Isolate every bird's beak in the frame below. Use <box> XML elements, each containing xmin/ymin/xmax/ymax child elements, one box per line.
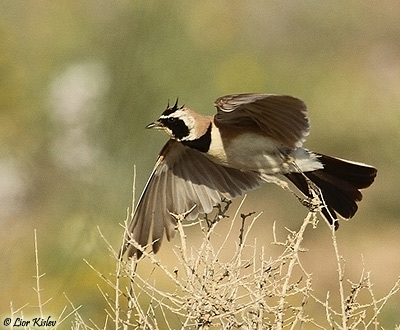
<box><xmin>145</xmin><ymin>120</ymin><xmax>163</xmax><ymax>130</ymax></box>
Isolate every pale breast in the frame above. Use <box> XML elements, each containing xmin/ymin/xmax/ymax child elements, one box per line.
<box><xmin>206</xmin><ymin>123</ymin><xmax>322</xmax><ymax>174</ymax></box>
<box><xmin>206</xmin><ymin>126</ymin><xmax>287</xmax><ymax>173</ymax></box>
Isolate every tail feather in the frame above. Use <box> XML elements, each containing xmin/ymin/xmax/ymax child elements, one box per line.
<box><xmin>314</xmin><ymin>153</ymin><xmax>376</xmax><ymax>189</ymax></box>
<box><xmin>306</xmin><ymin>171</ymin><xmax>359</xmax><ymax>218</ymax></box>
<box><xmin>285</xmin><ymin>154</ymin><xmax>377</xmax><ymax>224</ymax></box>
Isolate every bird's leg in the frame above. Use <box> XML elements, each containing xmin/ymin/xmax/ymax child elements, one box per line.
<box><xmin>289</xmin><ymin>161</ymin><xmax>324</xmax><ymax>212</ymax></box>
<box><xmin>263</xmin><ymin>172</ymin><xmax>314</xmax><ymax>208</ymax></box>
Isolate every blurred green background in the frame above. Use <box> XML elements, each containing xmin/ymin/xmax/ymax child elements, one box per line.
<box><xmin>1</xmin><ymin>0</ymin><xmax>400</xmax><ymax>327</ymax></box>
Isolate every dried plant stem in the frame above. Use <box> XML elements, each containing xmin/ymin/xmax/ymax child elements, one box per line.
<box><xmin>114</xmin><ymin>246</ymin><xmax>122</xmax><ymax>330</ymax></box>
<box><xmin>276</xmin><ymin>211</ymin><xmax>313</xmax><ymax>329</ymax></box>
<box><xmin>34</xmin><ymin>230</ymin><xmax>44</xmax><ymax>320</ymax></box>
<box><xmin>214</xmin><ymin>196</ymin><xmax>247</xmax><ymax>262</ymax></box>
<box><xmin>330</xmin><ymin>224</ymin><xmax>347</xmax><ymax>329</ymax></box>
<box><xmin>173</xmin><ymin>204</ymin><xmax>197</xmax><ymax>277</ymax></box>
<box><xmin>366</xmin><ymin>276</ymin><xmax>400</xmax><ymax>328</ymax></box>
<box><xmin>33</xmin><ymin>229</ymin><xmax>53</xmax><ymax>329</ymax></box>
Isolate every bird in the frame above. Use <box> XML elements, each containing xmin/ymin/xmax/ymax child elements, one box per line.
<box><xmin>122</xmin><ymin>94</ymin><xmax>377</xmax><ymax>258</ymax></box>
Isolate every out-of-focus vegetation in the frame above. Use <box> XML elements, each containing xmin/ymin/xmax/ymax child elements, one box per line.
<box><xmin>1</xmin><ymin>0</ymin><xmax>399</xmax><ymax>326</ymax></box>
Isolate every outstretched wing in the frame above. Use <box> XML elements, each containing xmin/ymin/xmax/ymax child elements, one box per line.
<box><xmin>214</xmin><ymin>93</ymin><xmax>310</xmax><ymax>149</ymax></box>
<box><xmin>123</xmin><ymin>139</ymin><xmax>262</xmax><ymax>258</ymax></box>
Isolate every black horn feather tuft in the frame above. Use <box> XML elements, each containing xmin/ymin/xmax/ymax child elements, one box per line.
<box><xmin>161</xmin><ymin>97</ymin><xmax>181</xmax><ymax>116</ymax></box>
<box><xmin>173</xmin><ymin>98</ymin><xmax>179</xmax><ymax>110</ymax></box>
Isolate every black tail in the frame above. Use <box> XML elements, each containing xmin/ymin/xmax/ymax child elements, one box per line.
<box><xmin>285</xmin><ymin>154</ymin><xmax>377</xmax><ymax>227</ymax></box>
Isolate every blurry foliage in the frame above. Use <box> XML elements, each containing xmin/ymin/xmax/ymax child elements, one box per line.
<box><xmin>1</xmin><ymin>0</ymin><xmax>400</xmax><ymax>326</ymax></box>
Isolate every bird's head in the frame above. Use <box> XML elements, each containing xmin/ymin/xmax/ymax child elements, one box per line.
<box><xmin>146</xmin><ymin>99</ymin><xmax>198</xmax><ymax>142</ymax></box>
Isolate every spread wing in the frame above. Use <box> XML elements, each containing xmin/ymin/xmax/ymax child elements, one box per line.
<box><xmin>214</xmin><ymin>93</ymin><xmax>310</xmax><ymax>149</ymax></box>
<box><xmin>123</xmin><ymin>139</ymin><xmax>262</xmax><ymax>258</ymax></box>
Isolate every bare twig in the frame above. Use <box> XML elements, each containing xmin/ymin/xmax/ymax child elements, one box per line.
<box><xmin>276</xmin><ymin>211</ymin><xmax>313</xmax><ymax>329</ymax></box>
<box><xmin>330</xmin><ymin>222</ymin><xmax>348</xmax><ymax>329</ymax></box>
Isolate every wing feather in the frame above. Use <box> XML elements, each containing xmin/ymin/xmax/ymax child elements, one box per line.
<box><xmin>124</xmin><ymin>139</ymin><xmax>262</xmax><ymax>258</ymax></box>
<box><xmin>153</xmin><ymin>169</ymin><xmax>167</xmax><ymax>248</ymax></box>
<box><xmin>214</xmin><ymin>93</ymin><xmax>310</xmax><ymax>149</ymax></box>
